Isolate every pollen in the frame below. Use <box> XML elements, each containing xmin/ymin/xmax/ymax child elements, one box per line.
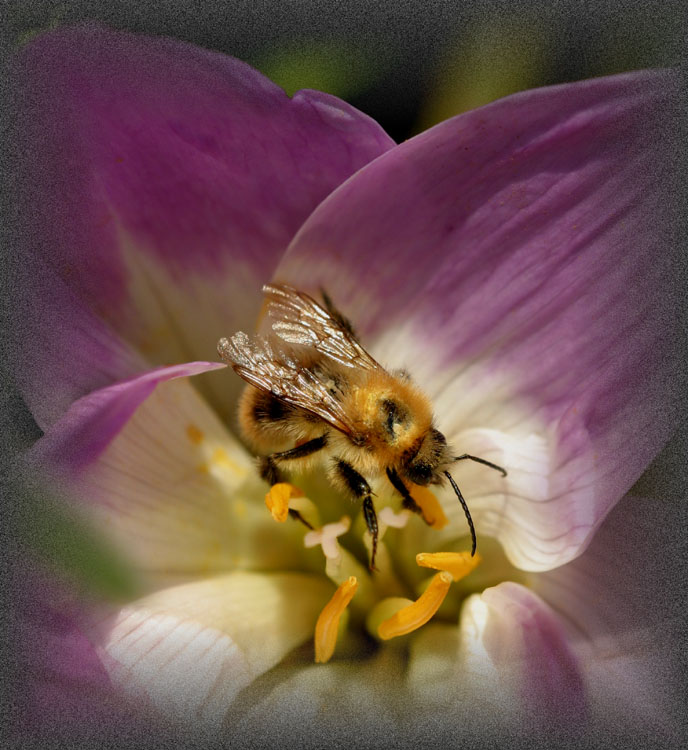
<box><xmin>377</xmin><ymin>571</ymin><xmax>452</xmax><ymax>640</ymax></box>
<box><xmin>315</xmin><ymin>576</ymin><xmax>358</xmax><ymax>663</ymax></box>
<box><xmin>416</xmin><ymin>551</ymin><xmax>482</xmax><ymax>581</ymax></box>
<box><xmin>265</xmin><ymin>482</ymin><xmax>303</xmax><ymax>522</ymax></box>
<box><xmin>186</xmin><ymin>424</ymin><xmax>205</xmax><ymax>445</ymax></box>
<box><xmin>410</xmin><ymin>485</ymin><xmax>448</xmax><ymax>529</ymax></box>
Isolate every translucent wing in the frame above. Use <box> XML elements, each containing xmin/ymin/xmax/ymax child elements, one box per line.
<box><xmin>218</xmin><ymin>285</ymin><xmax>383</xmax><ymax>433</ymax></box>
<box><xmin>218</xmin><ymin>332</ymin><xmax>354</xmax><ymax>433</ymax></box>
<box><xmin>263</xmin><ymin>284</ymin><xmax>382</xmax><ymax>371</ymax></box>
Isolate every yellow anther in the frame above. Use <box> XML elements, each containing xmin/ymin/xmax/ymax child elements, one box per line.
<box><xmin>416</xmin><ymin>551</ymin><xmax>482</xmax><ymax>581</ymax></box>
<box><xmin>377</xmin><ymin>571</ymin><xmax>452</xmax><ymax>640</ymax></box>
<box><xmin>410</xmin><ymin>485</ymin><xmax>448</xmax><ymax>529</ymax></box>
<box><xmin>186</xmin><ymin>424</ymin><xmax>204</xmax><ymax>445</ymax></box>
<box><xmin>314</xmin><ymin>576</ymin><xmax>358</xmax><ymax>663</ymax></box>
<box><xmin>265</xmin><ymin>482</ymin><xmax>303</xmax><ymax>522</ymax></box>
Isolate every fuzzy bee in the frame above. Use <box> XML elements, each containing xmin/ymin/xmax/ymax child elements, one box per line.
<box><xmin>218</xmin><ymin>284</ymin><xmax>506</xmax><ymax>569</ymax></box>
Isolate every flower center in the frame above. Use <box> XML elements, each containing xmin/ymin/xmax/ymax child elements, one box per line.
<box><xmin>264</xmin><ymin>479</ymin><xmax>485</xmax><ymax>662</ymax></box>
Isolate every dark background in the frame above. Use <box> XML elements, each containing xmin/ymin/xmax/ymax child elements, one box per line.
<box><xmin>3</xmin><ymin>0</ymin><xmax>684</xmax><ymax>143</ymax></box>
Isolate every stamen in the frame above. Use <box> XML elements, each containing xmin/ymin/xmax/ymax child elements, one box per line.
<box><xmin>304</xmin><ymin>516</ymin><xmax>351</xmax><ymax>559</ymax></box>
<box><xmin>378</xmin><ymin>506</ymin><xmax>411</xmax><ymax>529</ymax></box>
<box><xmin>314</xmin><ymin>576</ymin><xmax>358</xmax><ymax>663</ymax></box>
<box><xmin>377</xmin><ymin>571</ymin><xmax>453</xmax><ymax>640</ymax></box>
<box><xmin>265</xmin><ymin>482</ymin><xmax>303</xmax><ymax>523</ymax></box>
<box><xmin>410</xmin><ymin>486</ymin><xmax>448</xmax><ymax>529</ymax></box>
<box><xmin>416</xmin><ymin>551</ymin><xmax>482</xmax><ymax>581</ymax></box>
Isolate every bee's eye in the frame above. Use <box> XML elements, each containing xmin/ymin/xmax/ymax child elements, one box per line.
<box><xmin>406</xmin><ymin>461</ymin><xmax>432</xmax><ymax>485</ymax></box>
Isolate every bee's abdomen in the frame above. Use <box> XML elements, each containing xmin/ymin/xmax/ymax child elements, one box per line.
<box><xmin>238</xmin><ymin>385</ymin><xmax>322</xmax><ymax>452</ymax></box>
<box><xmin>251</xmin><ymin>390</ymin><xmax>293</xmax><ymax>423</ymax></box>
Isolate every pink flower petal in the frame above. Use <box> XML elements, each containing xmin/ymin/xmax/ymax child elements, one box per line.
<box><xmin>9</xmin><ymin>263</ymin><xmax>149</xmax><ymax>431</ymax></box>
<box><xmin>275</xmin><ymin>70</ymin><xmax>681</xmax><ymax>568</ymax></box>
<box><xmin>475</xmin><ymin>582</ymin><xmax>587</xmax><ymax>724</ymax></box>
<box><xmin>532</xmin><ymin>492</ymin><xmax>685</xmax><ymax>739</ymax></box>
<box><xmin>11</xmin><ymin>25</ymin><xmax>394</xmax><ymax>424</ymax></box>
<box><xmin>31</xmin><ymin>362</ymin><xmax>224</xmax><ymax>476</ymax></box>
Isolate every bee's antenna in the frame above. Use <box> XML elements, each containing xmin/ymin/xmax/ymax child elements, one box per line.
<box><xmin>452</xmin><ymin>454</ymin><xmax>507</xmax><ymax>477</ymax></box>
<box><xmin>444</xmin><ymin>471</ymin><xmax>477</xmax><ymax>556</ymax></box>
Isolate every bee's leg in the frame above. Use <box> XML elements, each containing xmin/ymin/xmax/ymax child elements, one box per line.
<box><xmin>259</xmin><ymin>436</ymin><xmax>328</xmax><ymax>529</ymax></box>
<box><xmin>287</xmin><ymin>508</ymin><xmax>314</xmax><ymax>529</ymax></box>
<box><xmin>333</xmin><ymin>459</ymin><xmax>378</xmax><ymax>570</ymax></box>
<box><xmin>258</xmin><ymin>455</ymin><xmax>284</xmax><ymax>485</ymax></box>
<box><xmin>453</xmin><ymin>454</ymin><xmax>507</xmax><ymax>477</ymax></box>
<box><xmin>362</xmin><ymin>496</ymin><xmax>379</xmax><ymax>572</ymax></box>
<box><xmin>385</xmin><ymin>467</ymin><xmax>424</xmax><ymax>520</ymax></box>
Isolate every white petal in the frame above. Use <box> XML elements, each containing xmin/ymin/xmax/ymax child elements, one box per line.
<box><xmin>117</xmin><ymin>244</ymin><xmax>265</xmax><ymax>421</ymax></box>
<box><xmin>406</xmin><ymin>611</ymin><xmax>517</xmax><ymax>724</ymax></box>
<box><xmin>89</xmin><ymin>571</ymin><xmax>333</xmax><ymax>728</ymax></box>
<box><xmin>77</xmin><ymin>376</ymin><xmax>308</xmax><ymax>580</ymax></box>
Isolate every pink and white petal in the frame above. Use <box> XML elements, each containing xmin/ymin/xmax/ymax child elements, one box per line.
<box><xmin>31</xmin><ymin>361</ymin><xmax>225</xmax><ymax>475</ymax></box>
<box><xmin>404</xmin><ymin>583</ymin><xmax>586</xmax><ymax>731</ymax></box>
<box><xmin>87</xmin><ymin>572</ymin><xmax>333</xmax><ymax>729</ymax></box>
<box><xmin>12</xmin><ymin>25</ymin><xmax>394</xmax><ymax>421</ymax></box>
<box><xmin>31</xmin><ymin>363</ymin><xmax>306</xmax><ymax>580</ymax></box>
<box><xmin>531</xmin><ymin>492</ymin><xmax>685</xmax><ymax>740</ymax></box>
<box><xmin>463</xmin><ymin>582</ymin><xmax>587</xmax><ymax>726</ymax></box>
<box><xmin>276</xmin><ymin>70</ymin><xmax>681</xmax><ymax>569</ymax></box>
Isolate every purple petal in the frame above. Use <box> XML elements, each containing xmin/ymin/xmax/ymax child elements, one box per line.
<box><xmin>30</xmin><ymin>361</ymin><xmax>224</xmax><ymax>476</ymax></box>
<box><xmin>532</xmin><ymin>492</ymin><xmax>685</xmax><ymax>740</ymax></box>
<box><xmin>477</xmin><ymin>582</ymin><xmax>587</xmax><ymax>724</ymax></box>
<box><xmin>9</xmin><ymin>262</ymin><xmax>149</xmax><ymax>431</ymax></box>
<box><xmin>11</xmin><ymin>24</ymin><xmax>394</xmax><ymax>423</ymax></box>
<box><xmin>275</xmin><ymin>70</ymin><xmax>682</xmax><ymax>567</ymax></box>
<box><xmin>10</xmin><ymin>566</ymin><xmax>153</xmax><ymax>740</ymax></box>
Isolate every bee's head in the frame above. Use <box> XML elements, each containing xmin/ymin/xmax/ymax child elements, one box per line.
<box><xmin>400</xmin><ymin>428</ymin><xmax>453</xmax><ymax>486</ymax></box>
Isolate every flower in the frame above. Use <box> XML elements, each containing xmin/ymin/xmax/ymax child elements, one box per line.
<box><xmin>8</xmin><ymin>24</ymin><xmax>683</xmax><ymax>746</ymax></box>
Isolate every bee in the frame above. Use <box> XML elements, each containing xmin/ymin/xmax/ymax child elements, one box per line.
<box><xmin>218</xmin><ymin>284</ymin><xmax>506</xmax><ymax>569</ymax></box>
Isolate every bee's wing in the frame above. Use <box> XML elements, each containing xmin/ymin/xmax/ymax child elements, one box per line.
<box><xmin>218</xmin><ymin>332</ymin><xmax>353</xmax><ymax>434</ymax></box>
<box><xmin>263</xmin><ymin>284</ymin><xmax>382</xmax><ymax>371</ymax></box>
